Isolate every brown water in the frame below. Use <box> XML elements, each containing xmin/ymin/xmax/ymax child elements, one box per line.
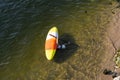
<box><xmin>0</xmin><ymin>0</ymin><xmax>116</xmax><ymax>80</ymax></box>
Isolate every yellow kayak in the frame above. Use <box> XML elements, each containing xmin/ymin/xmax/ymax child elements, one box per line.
<box><xmin>45</xmin><ymin>27</ymin><xmax>58</xmax><ymax>60</ymax></box>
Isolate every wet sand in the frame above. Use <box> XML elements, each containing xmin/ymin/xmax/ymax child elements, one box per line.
<box><xmin>99</xmin><ymin>2</ymin><xmax>120</xmax><ymax>80</ymax></box>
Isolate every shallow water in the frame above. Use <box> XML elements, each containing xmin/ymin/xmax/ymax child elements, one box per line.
<box><xmin>0</xmin><ymin>0</ymin><xmax>115</xmax><ymax>80</ymax></box>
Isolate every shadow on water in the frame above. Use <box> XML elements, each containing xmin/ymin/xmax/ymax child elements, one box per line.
<box><xmin>53</xmin><ymin>33</ymin><xmax>79</xmax><ymax>63</ymax></box>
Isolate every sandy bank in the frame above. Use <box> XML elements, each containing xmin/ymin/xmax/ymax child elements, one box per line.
<box><xmin>99</xmin><ymin>2</ymin><xmax>120</xmax><ymax>80</ymax></box>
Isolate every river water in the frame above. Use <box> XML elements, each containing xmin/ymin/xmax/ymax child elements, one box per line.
<box><xmin>0</xmin><ymin>0</ymin><xmax>115</xmax><ymax>80</ymax></box>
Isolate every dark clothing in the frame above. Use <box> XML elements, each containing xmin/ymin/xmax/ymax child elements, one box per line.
<box><xmin>112</xmin><ymin>72</ymin><xmax>119</xmax><ymax>78</ymax></box>
<box><xmin>103</xmin><ymin>69</ymin><xmax>120</xmax><ymax>79</ymax></box>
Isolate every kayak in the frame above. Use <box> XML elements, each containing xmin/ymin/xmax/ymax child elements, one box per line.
<box><xmin>45</xmin><ymin>27</ymin><xmax>58</xmax><ymax>60</ymax></box>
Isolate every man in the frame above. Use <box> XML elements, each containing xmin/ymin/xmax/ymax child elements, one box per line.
<box><xmin>57</xmin><ymin>41</ymin><xmax>70</xmax><ymax>49</ymax></box>
<box><xmin>103</xmin><ymin>69</ymin><xmax>120</xmax><ymax>80</ymax></box>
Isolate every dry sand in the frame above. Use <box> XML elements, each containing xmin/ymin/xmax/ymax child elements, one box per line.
<box><xmin>99</xmin><ymin>3</ymin><xmax>120</xmax><ymax>80</ymax></box>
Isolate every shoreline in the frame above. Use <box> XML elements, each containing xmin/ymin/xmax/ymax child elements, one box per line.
<box><xmin>99</xmin><ymin>2</ymin><xmax>120</xmax><ymax>80</ymax></box>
